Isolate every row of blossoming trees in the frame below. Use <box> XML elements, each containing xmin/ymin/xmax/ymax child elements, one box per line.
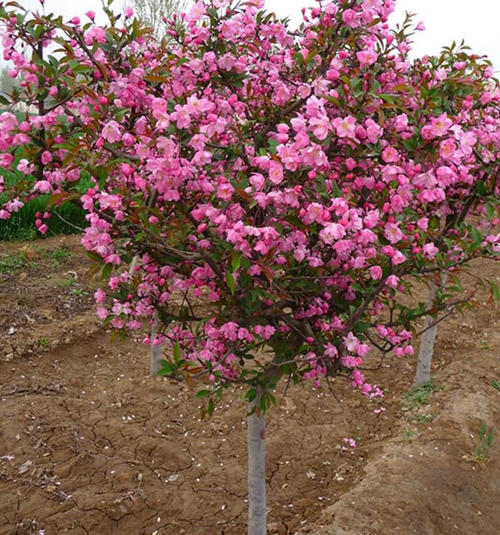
<box><xmin>0</xmin><ymin>0</ymin><xmax>499</xmax><ymax>533</ymax></box>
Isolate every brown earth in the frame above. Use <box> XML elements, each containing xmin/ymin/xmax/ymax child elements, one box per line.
<box><xmin>0</xmin><ymin>235</ymin><xmax>499</xmax><ymax>535</ymax></box>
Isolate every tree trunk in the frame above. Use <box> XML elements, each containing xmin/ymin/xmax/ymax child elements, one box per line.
<box><xmin>247</xmin><ymin>393</ymin><xmax>266</xmax><ymax>535</ymax></box>
<box><xmin>414</xmin><ymin>273</ymin><xmax>448</xmax><ymax>387</ymax></box>
<box><xmin>150</xmin><ymin>312</ymin><xmax>163</xmax><ymax>377</ymax></box>
<box><xmin>129</xmin><ymin>257</ymin><xmax>162</xmax><ymax>378</ymax></box>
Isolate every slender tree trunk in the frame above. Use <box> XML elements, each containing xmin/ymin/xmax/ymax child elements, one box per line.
<box><xmin>129</xmin><ymin>256</ymin><xmax>162</xmax><ymax>377</ymax></box>
<box><xmin>414</xmin><ymin>273</ymin><xmax>448</xmax><ymax>387</ymax></box>
<box><xmin>150</xmin><ymin>312</ymin><xmax>163</xmax><ymax>377</ymax></box>
<box><xmin>247</xmin><ymin>392</ymin><xmax>266</xmax><ymax>535</ymax></box>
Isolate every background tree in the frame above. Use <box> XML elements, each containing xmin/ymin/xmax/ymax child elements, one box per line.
<box><xmin>0</xmin><ymin>67</ymin><xmax>17</xmax><ymax>98</ymax></box>
<box><xmin>127</xmin><ymin>0</ymin><xmax>186</xmax><ymax>39</ymax></box>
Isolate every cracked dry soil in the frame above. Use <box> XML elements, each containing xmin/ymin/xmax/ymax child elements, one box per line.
<box><xmin>1</xmin><ymin>235</ymin><xmax>499</xmax><ymax>535</ymax></box>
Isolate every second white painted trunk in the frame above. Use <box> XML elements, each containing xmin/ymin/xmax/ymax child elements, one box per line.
<box><xmin>247</xmin><ymin>397</ymin><xmax>266</xmax><ymax>535</ymax></box>
<box><xmin>414</xmin><ymin>273</ymin><xmax>448</xmax><ymax>387</ymax></box>
<box><xmin>150</xmin><ymin>313</ymin><xmax>163</xmax><ymax>377</ymax></box>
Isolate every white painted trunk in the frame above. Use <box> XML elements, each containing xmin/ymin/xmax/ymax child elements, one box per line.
<box><xmin>150</xmin><ymin>313</ymin><xmax>163</xmax><ymax>377</ymax></box>
<box><xmin>247</xmin><ymin>397</ymin><xmax>266</xmax><ymax>535</ymax></box>
<box><xmin>129</xmin><ymin>256</ymin><xmax>163</xmax><ymax>378</ymax></box>
<box><xmin>414</xmin><ymin>273</ymin><xmax>448</xmax><ymax>387</ymax></box>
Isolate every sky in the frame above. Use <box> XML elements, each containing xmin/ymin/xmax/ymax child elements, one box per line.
<box><xmin>16</xmin><ymin>0</ymin><xmax>500</xmax><ymax>70</ymax></box>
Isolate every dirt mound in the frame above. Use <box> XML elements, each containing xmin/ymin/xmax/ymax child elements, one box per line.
<box><xmin>1</xmin><ymin>237</ymin><xmax>499</xmax><ymax>534</ymax></box>
<box><xmin>301</xmin><ymin>317</ymin><xmax>500</xmax><ymax>535</ymax></box>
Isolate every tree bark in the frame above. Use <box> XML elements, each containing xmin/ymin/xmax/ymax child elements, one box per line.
<box><xmin>128</xmin><ymin>256</ymin><xmax>162</xmax><ymax>377</ymax></box>
<box><xmin>247</xmin><ymin>391</ymin><xmax>266</xmax><ymax>535</ymax></box>
<box><xmin>150</xmin><ymin>312</ymin><xmax>163</xmax><ymax>377</ymax></box>
<box><xmin>414</xmin><ymin>273</ymin><xmax>448</xmax><ymax>387</ymax></box>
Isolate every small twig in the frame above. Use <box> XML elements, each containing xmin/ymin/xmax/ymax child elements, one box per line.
<box><xmin>53</xmin><ymin>211</ymin><xmax>85</xmax><ymax>232</ymax></box>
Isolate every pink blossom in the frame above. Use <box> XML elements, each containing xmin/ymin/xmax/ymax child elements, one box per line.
<box><xmin>94</xmin><ymin>288</ymin><xmax>106</xmax><ymax>304</ymax></box>
<box><xmin>384</xmin><ymin>223</ymin><xmax>403</xmax><ymax>244</ymax></box>
<box><xmin>382</xmin><ymin>146</ymin><xmax>399</xmax><ymax>163</ymax></box>
<box><xmin>422</xmin><ymin>242</ymin><xmax>439</xmax><ymax>259</ymax></box>
<box><xmin>187</xmin><ymin>1</ymin><xmax>206</xmax><ymax>23</ymax></box>
<box><xmin>386</xmin><ymin>275</ymin><xmax>400</xmax><ymax>289</ymax></box>
<box><xmin>319</xmin><ymin>223</ymin><xmax>346</xmax><ymax>244</ymax></box>
<box><xmin>369</xmin><ymin>265</ymin><xmax>383</xmax><ymax>280</ymax></box>
<box><xmin>433</xmin><ymin>113</ymin><xmax>453</xmax><ymax>137</ymax></box>
<box><xmin>268</xmin><ymin>162</ymin><xmax>284</xmax><ymax>185</ymax></box>
<box><xmin>310</xmin><ymin>116</ymin><xmax>330</xmax><ymax>140</ymax></box>
<box><xmin>333</xmin><ymin>116</ymin><xmax>357</xmax><ymax>139</ymax></box>
<box><xmin>41</xmin><ymin>151</ymin><xmax>52</xmax><ymax>165</ymax></box>
<box><xmin>357</xmin><ymin>48</ymin><xmax>378</xmax><ymax>67</ymax></box>
<box><xmin>102</xmin><ymin>121</ymin><xmax>122</xmax><ymax>143</ymax></box>
<box><xmin>218</xmin><ymin>53</ymin><xmax>236</xmax><ymax>71</ymax></box>
<box><xmin>440</xmin><ymin>138</ymin><xmax>456</xmax><ymax>159</ymax></box>
<box><xmin>343</xmin><ymin>437</ymin><xmax>357</xmax><ymax>449</ymax></box>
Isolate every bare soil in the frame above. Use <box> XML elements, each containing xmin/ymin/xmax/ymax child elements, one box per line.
<box><xmin>0</xmin><ymin>236</ymin><xmax>499</xmax><ymax>535</ymax></box>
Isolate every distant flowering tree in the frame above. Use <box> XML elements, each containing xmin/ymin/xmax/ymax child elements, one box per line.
<box><xmin>126</xmin><ymin>0</ymin><xmax>186</xmax><ymax>39</ymax></box>
<box><xmin>0</xmin><ymin>0</ymin><xmax>499</xmax><ymax>533</ymax></box>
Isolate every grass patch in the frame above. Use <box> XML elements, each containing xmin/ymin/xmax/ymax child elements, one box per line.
<box><xmin>414</xmin><ymin>414</ymin><xmax>435</xmax><ymax>425</ymax></box>
<box><xmin>69</xmin><ymin>288</ymin><xmax>88</xmax><ymax>297</ymax></box>
<box><xmin>0</xmin><ymin>246</ymin><xmax>73</xmax><ymax>275</ymax></box>
<box><xmin>0</xmin><ymin>167</ymin><xmax>90</xmax><ymax>241</ymax></box>
<box><xmin>402</xmin><ymin>381</ymin><xmax>442</xmax><ymax>409</ymax></box>
<box><xmin>39</xmin><ymin>246</ymin><xmax>73</xmax><ymax>266</ymax></box>
<box><xmin>38</xmin><ymin>337</ymin><xmax>50</xmax><ymax>348</ymax></box>
<box><xmin>0</xmin><ymin>251</ymin><xmax>37</xmax><ymax>273</ymax></box>
<box><xmin>0</xmin><ymin>195</ymin><xmax>87</xmax><ymax>241</ymax></box>
<box><xmin>403</xmin><ymin>429</ymin><xmax>418</xmax><ymax>440</ymax></box>
<box><xmin>55</xmin><ymin>276</ymin><xmax>77</xmax><ymax>288</ymax></box>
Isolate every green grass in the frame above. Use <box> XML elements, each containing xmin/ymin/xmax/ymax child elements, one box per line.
<box><xmin>38</xmin><ymin>337</ymin><xmax>50</xmax><ymax>348</ymax></box>
<box><xmin>0</xmin><ymin>167</ymin><xmax>89</xmax><ymax>241</ymax></box>
<box><xmin>55</xmin><ymin>276</ymin><xmax>77</xmax><ymax>288</ymax></box>
<box><xmin>474</xmin><ymin>421</ymin><xmax>494</xmax><ymax>465</ymax></box>
<box><xmin>0</xmin><ymin>246</ymin><xmax>73</xmax><ymax>275</ymax></box>
<box><xmin>414</xmin><ymin>414</ymin><xmax>435</xmax><ymax>425</ymax></box>
<box><xmin>0</xmin><ymin>250</ymin><xmax>34</xmax><ymax>273</ymax></box>
<box><xmin>402</xmin><ymin>381</ymin><xmax>442</xmax><ymax>409</ymax></box>
<box><xmin>39</xmin><ymin>246</ymin><xmax>73</xmax><ymax>266</ymax></box>
<box><xmin>403</xmin><ymin>429</ymin><xmax>418</xmax><ymax>440</ymax></box>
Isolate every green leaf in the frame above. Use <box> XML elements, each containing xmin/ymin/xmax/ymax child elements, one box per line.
<box><xmin>283</xmin><ymin>214</ymin><xmax>306</xmax><ymax>230</ymax></box>
<box><xmin>173</xmin><ymin>342</ymin><xmax>181</xmax><ymax>363</ymax></box>
<box><xmin>259</xmin><ymin>394</ymin><xmax>267</xmax><ymax>413</ymax></box>
<box><xmin>72</xmin><ymin>64</ymin><xmax>93</xmax><ymax>75</ymax></box>
<box><xmin>226</xmin><ymin>272</ymin><xmax>235</xmax><ymax>295</ymax></box>
<box><xmin>158</xmin><ymin>360</ymin><xmax>174</xmax><ymax>376</ymax></box>
<box><xmin>350</xmin><ymin>77</ymin><xmax>364</xmax><ymax>98</ymax></box>
<box><xmin>471</xmin><ymin>227</ymin><xmax>483</xmax><ymax>245</ymax></box>
<box><xmin>231</xmin><ymin>251</ymin><xmax>242</xmax><ymax>272</ymax></box>
<box><xmin>492</xmin><ymin>282</ymin><xmax>500</xmax><ymax>301</ymax></box>
<box><xmin>268</xmin><ymin>138</ymin><xmax>279</xmax><ymax>154</ymax></box>
<box><xmin>101</xmin><ymin>263</ymin><xmax>113</xmax><ymax>281</ymax></box>
<box><xmin>208</xmin><ymin>398</ymin><xmax>215</xmax><ymax>416</ymax></box>
<box><xmin>476</xmin><ymin>180</ymin><xmax>486</xmax><ymax>196</ymax></box>
<box><xmin>379</xmin><ymin>93</ymin><xmax>398</xmax><ymax>104</ymax></box>
<box><xmin>196</xmin><ymin>389</ymin><xmax>211</xmax><ymax>399</ymax></box>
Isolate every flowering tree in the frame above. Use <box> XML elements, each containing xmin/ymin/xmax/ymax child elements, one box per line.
<box><xmin>1</xmin><ymin>0</ymin><xmax>499</xmax><ymax>532</ymax></box>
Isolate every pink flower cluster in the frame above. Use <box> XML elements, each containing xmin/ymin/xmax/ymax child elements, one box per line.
<box><xmin>0</xmin><ymin>0</ymin><xmax>498</xmax><ymax>404</ymax></box>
